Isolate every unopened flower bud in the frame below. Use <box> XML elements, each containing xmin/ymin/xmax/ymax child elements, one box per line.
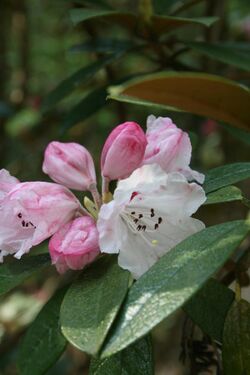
<box><xmin>49</xmin><ymin>216</ymin><xmax>100</xmax><ymax>274</ymax></box>
<box><xmin>42</xmin><ymin>141</ymin><xmax>96</xmax><ymax>191</ymax></box>
<box><xmin>101</xmin><ymin>122</ymin><xmax>147</xmax><ymax>181</ymax></box>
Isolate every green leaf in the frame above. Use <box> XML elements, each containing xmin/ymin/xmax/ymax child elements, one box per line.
<box><xmin>184</xmin><ymin>278</ymin><xmax>234</xmax><ymax>342</ymax></box>
<box><xmin>184</xmin><ymin>41</ymin><xmax>250</xmax><ymax>71</ymax></box>
<box><xmin>18</xmin><ymin>288</ymin><xmax>67</xmax><ymax>375</ymax></box>
<box><xmin>0</xmin><ymin>254</ymin><xmax>50</xmax><ymax>296</ymax></box>
<box><xmin>60</xmin><ymin>256</ymin><xmax>130</xmax><ymax>356</ymax></box>
<box><xmin>204</xmin><ymin>162</ymin><xmax>250</xmax><ymax>193</ymax></box>
<box><xmin>221</xmin><ymin>122</ymin><xmax>250</xmax><ymax>145</ymax></box>
<box><xmin>42</xmin><ymin>57</ymin><xmax>114</xmax><ymax>112</ymax></box>
<box><xmin>62</xmin><ymin>87</ymin><xmax>107</xmax><ymax>132</ymax></box>
<box><xmin>108</xmin><ymin>72</ymin><xmax>250</xmax><ymax>131</ymax></box>
<box><xmin>70</xmin><ymin>39</ymin><xmax>137</xmax><ymax>55</ymax></box>
<box><xmin>100</xmin><ymin>220</ymin><xmax>250</xmax><ymax>357</ymax></box>
<box><xmin>70</xmin><ymin>9</ymin><xmax>217</xmax><ymax>35</ymax></box>
<box><xmin>89</xmin><ymin>336</ymin><xmax>154</xmax><ymax>375</ymax></box>
<box><xmin>205</xmin><ymin>186</ymin><xmax>243</xmax><ymax>205</ymax></box>
<box><xmin>222</xmin><ymin>299</ymin><xmax>250</xmax><ymax>375</ymax></box>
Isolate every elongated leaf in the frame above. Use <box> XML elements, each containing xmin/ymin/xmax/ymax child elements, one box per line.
<box><xmin>89</xmin><ymin>336</ymin><xmax>154</xmax><ymax>375</ymax></box>
<box><xmin>205</xmin><ymin>186</ymin><xmax>243</xmax><ymax>205</ymax></box>
<box><xmin>185</xmin><ymin>41</ymin><xmax>250</xmax><ymax>71</ymax></box>
<box><xmin>222</xmin><ymin>299</ymin><xmax>250</xmax><ymax>375</ymax></box>
<box><xmin>100</xmin><ymin>220</ymin><xmax>250</xmax><ymax>357</ymax></box>
<box><xmin>62</xmin><ymin>87</ymin><xmax>107</xmax><ymax>132</ymax></box>
<box><xmin>61</xmin><ymin>256</ymin><xmax>130</xmax><ymax>355</ymax></box>
<box><xmin>222</xmin><ymin>122</ymin><xmax>250</xmax><ymax>145</ymax></box>
<box><xmin>70</xmin><ymin>39</ymin><xmax>137</xmax><ymax>55</ymax></box>
<box><xmin>204</xmin><ymin>162</ymin><xmax>250</xmax><ymax>193</ymax></box>
<box><xmin>70</xmin><ymin>9</ymin><xmax>217</xmax><ymax>35</ymax></box>
<box><xmin>108</xmin><ymin>72</ymin><xmax>250</xmax><ymax>130</ymax></box>
<box><xmin>0</xmin><ymin>254</ymin><xmax>50</xmax><ymax>296</ymax></box>
<box><xmin>42</xmin><ymin>57</ymin><xmax>114</xmax><ymax>112</ymax></box>
<box><xmin>184</xmin><ymin>278</ymin><xmax>234</xmax><ymax>342</ymax></box>
<box><xmin>18</xmin><ymin>288</ymin><xmax>67</xmax><ymax>375</ymax></box>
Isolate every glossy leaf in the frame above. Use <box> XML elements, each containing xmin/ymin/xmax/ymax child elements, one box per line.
<box><xmin>222</xmin><ymin>299</ymin><xmax>250</xmax><ymax>375</ymax></box>
<box><xmin>108</xmin><ymin>72</ymin><xmax>250</xmax><ymax>130</ymax></box>
<box><xmin>204</xmin><ymin>162</ymin><xmax>250</xmax><ymax>193</ymax></box>
<box><xmin>62</xmin><ymin>87</ymin><xmax>107</xmax><ymax>132</ymax></box>
<box><xmin>89</xmin><ymin>336</ymin><xmax>154</xmax><ymax>375</ymax></box>
<box><xmin>205</xmin><ymin>186</ymin><xmax>243</xmax><ymax>205</ymax></box>
<box><xmin>18</xmin><ymin>288</ymin><xmax>67</xmax><ymax>375</ymax></box>
<box><xmin>100</xmin><ymin>220</ymin><xmax>250</xmax><ymax>357</ymax></box>
<box><xmin>70</xmin><ymin>9</ymin><xmax>217</xmax><ymax>35</ymax></box>
<box><xmin>42</xmin><ymin>57</ymin><xmax>114</xmax><ymax>112</ymax></box>
<box><xmin>185</xmin><ymin>41</ymin><xmax>250</xmax><ymax>71</ymax></box>
<box><xmin>0</xmin><ymin>254</ymin><xmax>50</xmax><ymax>296</ymax></box>
<box><xmin>61</xmin><ymin>256</ymin><xmax>130</xmax><ymax>355</ymax></box>
<box><xmin>184</xmin><ymin>278</ymin><xmax>234</xmax><ymax>342</ymax></box>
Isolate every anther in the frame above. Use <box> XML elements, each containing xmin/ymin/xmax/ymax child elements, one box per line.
<box><xmin>131</xmin><ymin>211</ymin><xmax>136</xmax><ymax>215</ymax></box>
<box><xmin>150</xmin><ymin>208</ymin><xmax>155</xmax><ymax>217</ymax></box>
<box><xmin>22</xmin><ymin>220</ymin><xmax>25</xmax><ymax>227</ymax></box>
<box><xmin>134</xmin><ymin>218</ymin><xmax>139</xmax><ymax>224</ymax></box>
<box><xmin>154</xmin><ymin>223</ymin><xmax>159</xmax><ymax>230</ymax></box>
<box><xmin>158</xmin><ymin>217</ymin><xmax>162</xmax><ymax>224</ymax></box>
<box><xmin>137</xmin><ymin>225</ymin><xmax>142</xmax><ymax>231</ymax></box>
<box><xmin>18</xmin><ymin>213</ymin><xmax>22</xmax><ymax>218</ymax></box>
<box><xmin>138</xmin><ymin>214</ymin><xmax>143</xmax><ymax>219</ymax></box>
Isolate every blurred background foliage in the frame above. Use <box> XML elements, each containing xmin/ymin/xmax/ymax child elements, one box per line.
<box><xmin>0</xmin><ymin>0</ymin><xmax>249</xmax><ymax>374</ymax></box>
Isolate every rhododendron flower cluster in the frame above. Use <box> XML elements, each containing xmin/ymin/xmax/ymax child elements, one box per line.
<box><xmin>0</xmin><ymin>116</ymin><xmax>206</xmax><ymax>278</ymax></box>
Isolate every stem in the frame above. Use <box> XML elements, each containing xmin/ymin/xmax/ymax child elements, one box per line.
<box><xmin>235</xmin><ymin>280</ymin><xmax>241</xmax><ymax>302</ymax></box>
<box><xmin>89</xmin><ymin>183</ymin><xmax>102</xmax><ymax>209</ymax></box>
<box><xmin>102</xmin><ymin>176</ymin><xmax>110</xmax><ymax>204</ymax></box>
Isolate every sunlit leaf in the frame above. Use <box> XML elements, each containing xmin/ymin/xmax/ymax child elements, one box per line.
<box><xmin>0</xmin><ymin>254</ymin><xmax>50</xmax><ymax>296</ymax></box>
<box><xmin>100</xmin><ymin>220</ymin><xmax>250</xmax><ymax>357</ymax></box>
<box><xmin>61</xmin><ymin>257</ymin><xmax>130</xmax><ymax>355</ymax></box>
<box><xmin>204</xmin><ymin>162</ymin><xmax>250</xmax><ymax>193</ymax></box>
<box><xmin>89</xmin><ymin>336</ymin><xmax>154</xmax><ymax>375</ymax></box>
<box><xmin>184</xmin><ymin>278</ymin><xmax>234</xmax><ymax>342</ymax></box>
<box><xmin>18</xmin><ymin>288</ymin><xmax>67</xmax><ymax>375</ymax></box>
<box><xmin>222</xmin><ymin>299</ymin><xmax>250</xmax><ymax>375</ymax></box>
<box><xmin>108</xmin><ymin>72</ymin><xmax>250</xmax><ymax>130</ymax></box>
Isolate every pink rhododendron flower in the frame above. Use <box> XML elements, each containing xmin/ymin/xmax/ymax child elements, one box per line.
<box><xmin>0</xmin><ymin>169</ymin><xmax>19</xmax><ymax>202</ymax></box>
<box><xmin>143</xmin><ymin>115</ymin><xmax>204</xmax><ymax>183</ymax></box>
<box><xmin>0</xmin><ymin>181</ymin><xmax>81</xmax><ymax>261</ymax></box>
<box><xmin>49</xmin><ymin>216</ymin><xmax>100</xmax><ymax>274</ymax></box>
<box><xmin>101</xmin><ymin>121</ymin><xmax>147</xmax><ymax>181</ymax></box>
<box><xmin>97</xmin><ymin>164</ymin><xmax>206</xmax><ymax>279</ymax></box>
<box><xmin>42</xmin><ymin>141</ymin><xmax>96</xmax><ymax>191</ymax></box>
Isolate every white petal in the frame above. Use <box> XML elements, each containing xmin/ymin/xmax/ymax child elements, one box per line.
<box><xmin>117</xmin><ymin>214</ymin><xmax>205</xmax><ymax>279</ymax></box>
<box><xmin>97</xmin><ymin>201</ymin><xmax>126</xmax><ymax>254</ymax></box>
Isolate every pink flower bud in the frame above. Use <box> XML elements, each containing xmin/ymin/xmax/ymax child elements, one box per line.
<box><xmin>42</xmin><ymin>141</ymin><xmax>96</xmax><ymax>191</ymax></box>
<box><xmin>0</xmin><ymin>169</ymin><xmax>19</xmax><ymax>202</ymax></box>
<box><xmin>143</xmin><ymin>115</ymin><xmax>204</xmax><ymax>183</ymax></box>
<box><xmin>101</xmin><ymin>122</ymin><xmax>147</xmax><ymax>181</ymax></box>
<box><xmin>0</xmin><ymin>181</ymin><xmax>81</xmax><ymax>261</ymax></box>
<box><xmin>49</xmin><ymin>216</ymin><xmax>100</xmax><ymax>274</ymax></box>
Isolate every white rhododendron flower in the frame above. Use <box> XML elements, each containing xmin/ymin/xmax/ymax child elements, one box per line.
<box><xmin>97</xmin><ymin>164</ymin><xmax>206</xmax><ymax>279</ymax></box>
